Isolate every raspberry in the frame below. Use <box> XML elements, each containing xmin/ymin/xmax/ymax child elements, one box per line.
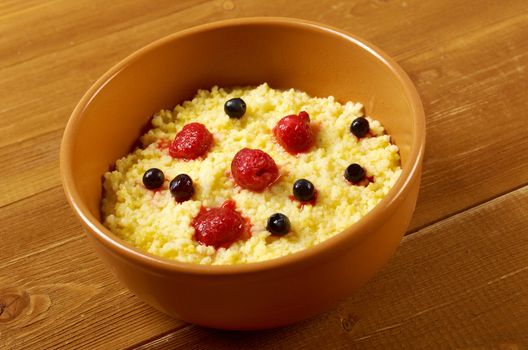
<box><xmin>231</xmin><ymin>148</ymin><xmax>279</xmax><ymax>191</ymax></box>
<box><xmin>192</xmin><ymin>200</ymin><xmax>249</xmax><ymax>249</ymax></box>
<box><xmin>273</xmin><ymin>111</ymin><xmax>314</xmax><ymax>154</ymax></box>
<box><xmin>169</xmin><ymin>123</ymin><xmax>213</xmax><ymax>160</ymax></box>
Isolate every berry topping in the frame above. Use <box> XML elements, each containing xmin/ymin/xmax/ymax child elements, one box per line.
<box><xmin>344</xmin><ymin>163</ymin><xmax>366</xmax><ymax>183</ymax></box>
<box><xmin>231</xmin><ymin>148</ymin><xmax>279</xmax><ymax>191</ymax></box>
<box><xmin>266</xmin><ymin>213</ymin><xmax>291</xmax><ymax>236</ymax></box>
<box><xmin>350</xmin><ymin>117</ymin><xmax>370</xmax><ymax>138</ymax></box>
<box><xmin>273</xmin><ymin>111</ymin><xmax>314</xmax><ymax>154</ymax></box>
<box><xmin>142</xmin><ymin>168</ymin><xmax>164</xmax><ymax>189</ymax></box>
<box><xmin>292</xmin><ymin>179</ymin><xmax>315</xmax><ymax>202</ymax></box>
<box><xmin>169</xmin><ymin>174</ymin><xmax>195</xmax><ymax>202</ymax></box>
<box><xmin>169</xmin><ymin>122</ymin><xmax>213</xmax><ymax>160</ymax></box>
<box><xmin>192</xmin><ymin>200</ymin><xmax>249</xmax><ymax>249</ymax></box>
<box><xmin>224</xmin><ymin>98</ymin><xmax>247</xmax><ymax>119</ymax></box>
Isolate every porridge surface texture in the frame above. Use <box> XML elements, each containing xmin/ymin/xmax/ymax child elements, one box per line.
<box><xmin>101</xmin><ymin>83</ymin><xmax>402</xmax><ymax>265</ymax></box>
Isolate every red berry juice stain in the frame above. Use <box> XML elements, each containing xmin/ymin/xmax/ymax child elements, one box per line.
<box><xmin>151</xmin><ymin>183</ymin><xmax>166</xmax><ymax>193</ymax></box>
<box><xmin>288</xmin><ymin>189</ymin><xmax>318</xmax><ymax>209</ymax></box>
<box><xmin>156</xmin><ymin>139</ymin><xmax>172</xmax><ymax>150</ymax></box>
<box><xmin>349</xmin><ymin>175</ymin><xmax>375</xmax><ymax>187</ymax></box>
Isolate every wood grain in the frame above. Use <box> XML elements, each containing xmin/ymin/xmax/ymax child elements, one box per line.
<box><xmin>0</xmin><ymin>187</ymin><xmax>185</xmax><ymax>349</ymax></box>
<box><xmin>132</xmin><ymin>186</ymin><xmax>528</xmax><ymax>349</ymax></box>
<box><xmin>1</xmin><ymin>130</ymin><xmax>61</xmax><ymax>207</ymax></box>
<box><xmin>1</xmin><ymin>0</ymin><xmax>528</xmax><ymax>349</ymax></box>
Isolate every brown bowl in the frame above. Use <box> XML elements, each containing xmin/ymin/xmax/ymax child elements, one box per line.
<box><xmin>60</xmin><ymin>17</ymin><xmax>425</xmax><ymax>330</ymax></box>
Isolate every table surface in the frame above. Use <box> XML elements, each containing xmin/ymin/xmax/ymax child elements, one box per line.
<box><xmin>1</xmin><ymin>0</ymin><xmax>528</xmax><ymax>348</ymax></box>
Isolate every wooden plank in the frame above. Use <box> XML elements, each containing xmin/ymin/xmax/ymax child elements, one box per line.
<box><xmin>0</xmin><ymin>0</ymin><xmax>217</xmax><ymax>148</ymax></box>
<box><xmin>131</xmin><ymin>185</ymin><xmax>528</xmax><ymax>349</ymax></box>
<box><xmin>0</xmin><ymin>187</ymin><xmax>185</xmax><ymax>350</ymax></box>
<box><xmin>0</xmin><ymin>130</ymin><xmax>61</xmax><ymax>207</ymax></box>
<box><xmin>7</xmin><ymin>0</ymin><xmax>522</xmax><ymax>70</ymax></box>
<box><xmin>403</xmin><ymin>11</ymin><xmax>528</xmax><ymax>230</ymax></box>
<box><xmin>0</xmin><ymin>0</ymin><xmax>51</xmax><ymax>17</ymax></box>
<box><xmin>0</xmin><ymin>0</ymin><xmax>212</xmax><ymax>69</ymax></box>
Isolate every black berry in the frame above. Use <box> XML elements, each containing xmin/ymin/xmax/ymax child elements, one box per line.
<box><xmin>170</xmin><ymin>174</ymin><xmax>195</xmax><ymax>202</ymax></box>
<box><xmin>350</xmin><ymin>117</ymin><xmax>369</xmax><ymax>138</ymax></box>
<box><xmin>266</xmin><ymin>213</ymin><xmax>291</xmax><ymax>236</ymax></box>
<box><xmin>142</xmin><ymin>168</ymin><xmax>164</xmax><ymax>189</ymax></box>
<box><xmin>224</xmin><ymin>98</ymin><xmax>246</xmax><ymax>119</ymax></box>
<box><xmin>344</xmin><ymin>163</ymin><xmax>365</xmax><ymax>183</ymax></box>
<box><xmin>293</xmin><ymin>179</ymin><xmax>315</xmax><ymax>202</ymax></box>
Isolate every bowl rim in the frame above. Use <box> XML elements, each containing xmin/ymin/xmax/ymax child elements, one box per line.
<box><xmin>60</xmin><ymin>16</ymin><xmax>425</xmax><ymax>275</ymax></box>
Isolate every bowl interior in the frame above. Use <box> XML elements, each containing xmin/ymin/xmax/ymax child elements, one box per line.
<box><xmin>63</xmin><ymin>19</ymin><xmax>420</xmax><ymax>237</ymax></box>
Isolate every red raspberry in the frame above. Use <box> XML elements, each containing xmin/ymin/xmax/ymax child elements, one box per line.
<box><xmin>169</xmin><ymin>123</ymin><xmax>213</xmax><ymax>160</ymax></box>
<box><xmin>192</xmin><ymin>200</ymin><xmax>249</xmax><ymax>249</ymax></box>
<box><xmin>231</xmin><ymin>148</ymin><xmax>279</xmax><ymax>191</ymax></box>
<box><xmin>273</xmin><ymin>111</ymin><xmax>314</xmax><ymax>154</ymax></box>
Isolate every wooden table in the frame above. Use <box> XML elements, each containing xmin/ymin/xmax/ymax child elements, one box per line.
<box><xmin>2</xmin><ymin>1</ymin><xmax>527</xmax><ymax>348</ymax></box>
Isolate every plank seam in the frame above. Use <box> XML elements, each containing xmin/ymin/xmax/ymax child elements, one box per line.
<box><xmin>0</xmin><ymin>184</ymin><xmax>63</xmax><ymax>210</ymax></box>
<box><xmin>125</xmin><ymin>325</ymin><xmax>190</xmax><ymax>350</ymax></box>
<box><xmin>0</xmin><ymin>0</ymin><xmax>214</xmax><ymax>72</ymax></box>
<box><xmin>406</xmin><ymin>180</ymin><xmax>528</xmax><ymax>235</ymax></box>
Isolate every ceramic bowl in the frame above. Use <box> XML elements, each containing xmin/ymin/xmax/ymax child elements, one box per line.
<box><xmin>61</xmin><ymin>17</ymin><xmax>425</xmax><ymax>330</ymax></box>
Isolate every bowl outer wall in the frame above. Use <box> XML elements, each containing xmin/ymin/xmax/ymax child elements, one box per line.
<box><xmin>84</xmin><ymin>168</ymin><xmax>421</xmax><ymax>329</ymax></box>
<box><xmin>60</xmin><ymin>17</ymin><xmax>425</xmax><ymax>329</ymax></box>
